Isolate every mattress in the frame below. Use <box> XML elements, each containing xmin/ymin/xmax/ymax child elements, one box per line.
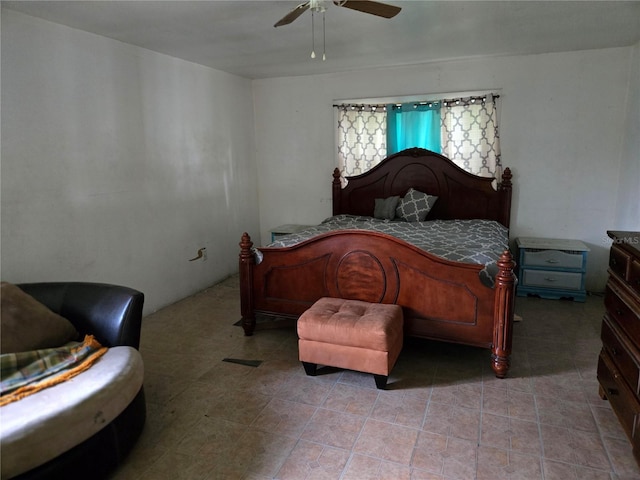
<box><xmin>264</xmin><ymin>215</ymin><xmax>510</xmax><ymax>287</ymax></box>
<box><xmin>0</xmin><ymin>346</ymin><xmax>144</xmax><ymax>479</ymax></box>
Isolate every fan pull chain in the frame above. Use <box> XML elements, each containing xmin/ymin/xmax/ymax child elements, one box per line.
<box><xmin>310</xmin><ymin>10</ymin><xmax>316</xmax><ymax>58</ymax></box>
<box><xmin>322</xmin><ymin>11</ymin><xmax>326</xmax><ymax>61</ymax></box>
<box><xmin>310</xmin><ymin>3</ymin><xmax>326</xmax><ymax>61</ymax></box>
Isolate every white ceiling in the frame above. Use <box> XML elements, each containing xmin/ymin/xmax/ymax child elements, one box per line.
<box><xmin>3</xmin><ymin>1</ymin><xmax>640</xmax><ymax>79</ymax></box>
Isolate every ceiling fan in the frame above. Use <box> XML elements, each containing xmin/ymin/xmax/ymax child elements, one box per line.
<box><xmin>274</xmin><ymin>0</ymin><xmax>401</xmax><ymax>28</ymax></box>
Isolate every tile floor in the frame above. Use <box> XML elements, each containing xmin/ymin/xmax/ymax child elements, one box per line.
<box><xmin>111</xmin><ymin>276</ymin><xmax>640</xmax><ymax>479</ymax></box>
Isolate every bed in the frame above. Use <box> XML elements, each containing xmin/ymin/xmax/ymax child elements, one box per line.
<box><xmin>239</xmin><ymin>147</ymin><xmax>516</xmax><ymax>377</ymax></box>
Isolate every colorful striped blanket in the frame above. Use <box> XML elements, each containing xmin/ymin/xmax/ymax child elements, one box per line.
<box><xmin>0</xmin><ymin>335</ymin><xmax>107</xmax><ymax>406</ymax></box>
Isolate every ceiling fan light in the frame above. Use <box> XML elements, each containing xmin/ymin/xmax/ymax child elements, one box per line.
<box><xmin>310</xmin><ymin>0</ymin><xmax>327</xmax><ymax>13</ymax></box>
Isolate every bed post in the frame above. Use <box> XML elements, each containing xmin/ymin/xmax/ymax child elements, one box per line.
<box><xmin>491</xmin><ymin>249</ymin><xmax>516</xmax><ymax>378</ymax></box>
<box><xmin>498</xmin><ymin>168</ymin><xmax>512</xmax><ymax>228</ymax></box>
<box><xmin>332</xmin><ymin>168</ymin><xmax>342</xmax><ymax>216</ymax></box>
<box><xmin>239</xmin><ymin>232</ymin><xmax>256</xmax><ymax>336</ymax></box>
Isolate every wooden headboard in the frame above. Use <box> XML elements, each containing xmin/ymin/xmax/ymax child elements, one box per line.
<box><xmin>332</xmin><ymin>148</ymin><xmax>512</xmax><ymax>228</ymax></box>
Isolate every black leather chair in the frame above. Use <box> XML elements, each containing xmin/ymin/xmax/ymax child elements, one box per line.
<box><xmin>12</xmin><ymin>282</ymin><xmax>146</xmax><ymax>480</ymax></box>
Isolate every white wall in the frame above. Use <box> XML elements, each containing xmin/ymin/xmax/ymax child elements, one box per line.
<box><xmin>615</xmin><ymin>42</ymin><xmax>640</xmax><ymax>230</ymax></box>
<box><xmin>253</xmin><ymin>47</ymin><xmax>637</xmax><ymax>292</ymax></box>
<box><xmin>1</xmin><ymin>10</ymin><xmax>260</xmax><ymax>314</ymax></box>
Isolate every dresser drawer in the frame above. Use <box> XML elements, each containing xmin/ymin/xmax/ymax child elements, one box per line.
<box><xmin>601</xmin><ymin>232</ymin><xmax>640</xmax><ymax>462</ymax></box>
<box><xmin>521</xmin><ymin>269</ymin><xmax>583</xmax><ymax>290</ymax></box>
<box><xmin>610</xmin><ymin>245</ymin><xmax>632</xmax><ymax>280</ymax></box>
<box><xmin>630</xmin><ymin>259</ymin><xmax>640</xmax><ymax>296</ymax></box>
<box><xmin>601</xmin><ymin>316</ymin><xmax>640</xmax><ymax>394</ymax></box>
<box><xmin>634</xmin><ymin>419</ymin><xmax>640</xmax><ymax>461</ymax></box>
<box><xmin>605</xmin><ymin>281</ymin><xmax>640</xmax><ymax>345</ymax></box>
<box><xmin>598</xmin><ymin>351</ymin><xmax>640</xmax><ymax>440</ymax></box>
<box><xmin>522</xmin><ymin>249</ymin><xmax>584</xmax><ymax>270</ymax></box>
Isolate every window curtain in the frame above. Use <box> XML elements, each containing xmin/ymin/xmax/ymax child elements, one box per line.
<box><xmin>336</xmin><ymin>105</ymin><xmax>386</xmax><ymax>182</ymax></box>
<box><xmin>335</xmin><ymin>93</ymin><xmax>501</xmax><ymax>186</ymax></box>
<box><xmin>440</xmin><ymin>94</ymin><xmax>501</xmax><ymax>178</ymax></box>
<box><xmin>386</xmin><ymin>103</ymin><xmax>441</xmax><ymax>155</ymax></box>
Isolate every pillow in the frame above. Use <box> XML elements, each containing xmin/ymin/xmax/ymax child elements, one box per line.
<box><xmin>0</xmin><ymin>282</ymin><xmax>78</xmax><ymax>354</ymax></box>
<box><xmin>395</xmin><ymin>188</ymin><xmax>438</xmax><ymax>222</ymax></box>
<box><xmin>374</xmin><ymin>196</ymin><xmax>400</xmax><ymax>220</ymax></box>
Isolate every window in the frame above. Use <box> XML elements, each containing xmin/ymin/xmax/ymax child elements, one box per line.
<box><xmin>335</xmin><ymin>93</ymin><xmax>501</xmax><ymax>182</ymax></box>
<box><xmin>387</xmin><ymin>102</ymin><xmax>441</xmax><ymax>155</ymax></box>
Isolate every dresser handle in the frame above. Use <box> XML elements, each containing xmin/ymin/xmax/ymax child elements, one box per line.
<box><xmin>611</xmin><ymin>347</ymin><xmax>619</xmax><ymax>356</ymax></box>
<box><xmin>607</xmin><ymin>388</ymin><xmax>619</xmax><ymax>396</ymax></box>
<box><xmin>545</xmin><ymin>277</ymin><xmax>557</xmax><ymax>282</ymax></box>
<box><xmin>611</xmin><ymin>258</ymin><xmax>617</xmax><ymax>266</ymax></box>
<box><xmin>616</xmin><ymin>309</ymin><xmax>623</xmax><ymax>316</ymax></box>
<box><xmin>546</xmin><ymin>259</ymin><xmax>559</xmax><ymax>264</ymax></box>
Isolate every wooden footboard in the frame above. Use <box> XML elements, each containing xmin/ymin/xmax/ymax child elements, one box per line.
<box><xmin>239</xmin><ymin>230</ymin><xmax>515</xmax><ymax>377</ymax></box>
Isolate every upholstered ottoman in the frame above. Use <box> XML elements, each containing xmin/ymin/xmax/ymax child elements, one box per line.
<box><xmin>297</xmin><ymin>297</ymin><xmax>403</xmax><ymax>389</ymax></box>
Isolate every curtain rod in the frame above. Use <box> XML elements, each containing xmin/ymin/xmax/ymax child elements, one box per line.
<box><xmin>334</xmin><ymin>94</ymin><xmax>500</xmax><ymax>110</ymax></box>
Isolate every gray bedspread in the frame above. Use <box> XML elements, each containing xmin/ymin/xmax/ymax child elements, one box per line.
<box><xmin>264</xmin><ymin>215</ymin><xmax>509</xmax><ymax>287</ymax></box>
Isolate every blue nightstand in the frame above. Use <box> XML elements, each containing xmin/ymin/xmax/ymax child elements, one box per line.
<box><xmin>516</xmin><ymin>237</ymin><xmax>589</xmax><ymax>302</ymax></box>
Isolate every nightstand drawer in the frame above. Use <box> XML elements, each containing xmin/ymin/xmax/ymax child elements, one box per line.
<box><xmin>522</xmin><ymin>249</ymin><xmax>584</xmax><ymax>270</ymax></box>
<box><xmin>521</xmin><ymin>269</ymin><xmax>583</xmax><ymax>290</ymax></box>
<box><xmin>601</xmin><ymin>316</ymin><xmax>640</xmax><ymax>394</ymax></box>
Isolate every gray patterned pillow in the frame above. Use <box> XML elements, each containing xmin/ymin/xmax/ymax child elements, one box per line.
<box><xmin>374</xmin><ymin>196</ymin><xmax>400</xmax><ymax>220</ymax></box>
<box><xmin>395</xmin><ymin>188</ymin><xmax>438</xmax><ymax>222</ymax></box>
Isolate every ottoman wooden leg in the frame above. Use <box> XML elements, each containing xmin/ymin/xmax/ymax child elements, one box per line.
<box><xmin>374</xmin><ymin>374</ymin><xmax>388</xmax><ymax>390</ymax></box>
<box><xmin>302</xmin><ymin>362</ymin><xmax>317</xmax><ymax>376</ymax></box>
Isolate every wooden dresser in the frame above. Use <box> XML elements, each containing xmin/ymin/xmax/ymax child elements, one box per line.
<box><xmin>597</xmin><ymin>231</ymin><xmax>640</xmax><ymax>464</ymax></box>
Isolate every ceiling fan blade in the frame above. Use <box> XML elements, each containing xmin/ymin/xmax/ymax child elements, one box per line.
<box><xmin>334</xmin><ymin>0</ymin><xmax>401</xmax><ymax>19</ymax></box>
<box><xmin>274</xmin><ymin>2</ymin><xmax>311</xmax><ymax>27</ymax></box>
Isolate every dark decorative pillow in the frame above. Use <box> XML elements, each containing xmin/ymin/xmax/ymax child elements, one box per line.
<box><xmin>395</xmin><ymin>188</ymin><xmax>438</xmax><ymax>222</ymax></box>
<box><xmin>0</xmin><ymin>282</ymin><xmax>79</xmax><ymax>354</ymax></box>
<box><xmin>374</xmin><ymin>196</ymin><xmax>400</xmax><ymax>220</ymax></box>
